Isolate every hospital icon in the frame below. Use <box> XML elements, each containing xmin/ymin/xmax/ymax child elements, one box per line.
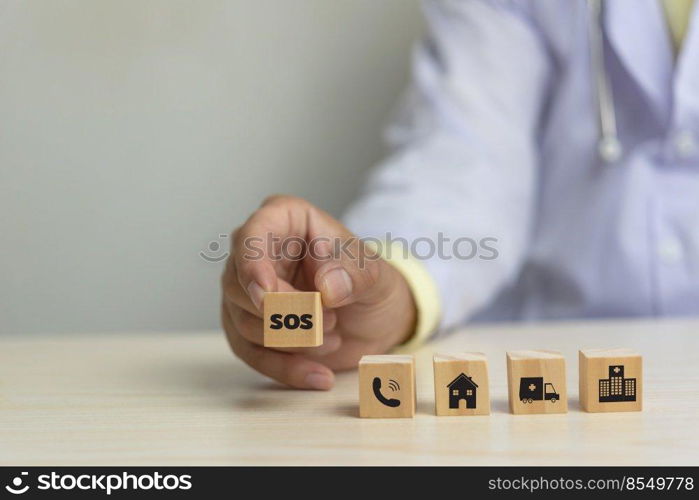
<box><xmin>599</xmin><ymin>365</ymin><xmax>636</xmax><ymax>402</ymax></box>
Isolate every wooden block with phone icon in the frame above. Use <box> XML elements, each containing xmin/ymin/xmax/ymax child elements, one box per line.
<box><xmin>263</xmin><ymin>292</ymin><xmax>322</xmax><ymax>348</ymax></box>
<box><xmin>433</xmin><ymin>352</ymin><xmax>490</xmax><ymax>416</ymax></box>
<box><xmin>506</xmin><ymin>350</ymin><xmax>567</xmax><ymax>414</ymax></box>
<box><xmin>579</xmin><ymin>348</ymin><xmax>642</xmax><ymax>413</ymax></box>
<box><xmin>359</xmin><ymin>355</ymin><xmax>415</xmax><ymax>418</ymax></box>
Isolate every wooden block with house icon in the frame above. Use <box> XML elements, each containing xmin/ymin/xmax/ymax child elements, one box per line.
<box><xmin>433</xmin><ymin>352</ymin><xmax>490</xmax><ymax>416</ymax></box>
<box><xmin>579</xmin><ymin>348</ymin><xmax>642</xmax><ymax>413</ymax></box>
<box><xmin>263</xmin><ymin>292</ymin><xmax>322</xmax><ymax>348</ymax></box>
<box><xmin>359</xmin><ymin>355</ymin><xmax>415</xmax><ymax>418</ymax></box>
<box><xmin>506</xmin><ymin>350</ymin><xmax>568</xmax><ymax>415</ymax></box>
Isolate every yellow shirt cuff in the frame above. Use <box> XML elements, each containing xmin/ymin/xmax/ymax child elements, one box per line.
<box><xmin>368</xmin><ymin>241</ymin><xmax>442</xmax><ymax>348</ymax></box>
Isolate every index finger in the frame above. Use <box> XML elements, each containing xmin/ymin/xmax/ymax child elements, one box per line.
<box><xmin>232</xmin><ymin>197</ymin><xmax>311</xmax><ymax>309</ymax></box>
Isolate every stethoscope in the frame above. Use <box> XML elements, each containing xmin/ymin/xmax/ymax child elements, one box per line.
<box><xmin>587</xmin><ymin>0</ymin><xmax>623</xmax><ymax>162</ymax></box>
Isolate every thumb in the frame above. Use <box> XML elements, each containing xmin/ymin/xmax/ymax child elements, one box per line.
<box><xmin>313</xmin><ymin>237</ymin><xmax>392</xmax><ymax>308</ymax></box>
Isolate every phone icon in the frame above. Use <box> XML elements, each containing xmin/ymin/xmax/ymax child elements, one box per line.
<box><xmin>372</xmin><ymin>377</ymin><xmax>401</xmax><ymax>407</ymax></box>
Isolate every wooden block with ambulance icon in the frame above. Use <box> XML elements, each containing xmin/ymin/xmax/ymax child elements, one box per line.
<box><xmin>263</xmin><ymin>292</ymin><xmax>323</xmax><ymax>348</ymax></box>
<box><xmin>359</xmin><ymin>355</ymin><xmax>416</xmax><ymax>418</ymax></box>
<box><xmin>506</xmin><ymin>350</ymin><xmax>568</xmax><ymax>414</ymax></box>
<box><xmin>433</xmin><ymin>352</ymin><xmax>490</xmax><ymax>416</ymax></box>
<box><xmin>579</xmin><ymin>348</ymin><xmax>642</xmax><ymax>413</ymax></box>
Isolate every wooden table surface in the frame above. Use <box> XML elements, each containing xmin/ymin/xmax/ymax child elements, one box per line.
<box><xmin>1</xmin><ymin>318</ymin><xmax>698</xmax><ymax>465</ymax></box>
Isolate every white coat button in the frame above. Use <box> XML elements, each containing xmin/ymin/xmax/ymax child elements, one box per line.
<box><xmin>674</xmin><ymin>130</ymin><xmax>697</xmax><ymax>158</ymax></box>
<box><xmin>658</xmin><ymin>238</ymin><xmax>684</xmax><ymax>264</ymax></box>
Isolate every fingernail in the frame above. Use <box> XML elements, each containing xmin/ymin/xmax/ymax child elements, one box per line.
<box><xmin>246</xmin><ymin>281</ymin><xmax>265</xmax><ymax>310</ymax></box>
<box><xmin>304</xmin><ymin>372</ymin><xmax>334</xmax><ymax>390</ymax></box>
<box><xmin>319</xmin><ymin>268</ymin><xmax>353</xmax><ymax>305</ymax></box>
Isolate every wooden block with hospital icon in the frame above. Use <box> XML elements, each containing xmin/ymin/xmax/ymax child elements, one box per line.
<box><xmin>506</xmin><ymin>350</ymin><xmax>568</xmax><ymax>414</ymax></box>
<box><xmin>263</xmin><ymin>292</ymin><xmax>323</xmax><ymax>348</ymax></box>
<box><xmin>433</xmin><ymin>352</ymin><xmax>490</xmax><ymax>416</ymax></box>
<box><xmin>579</xmin><ymin>348</ymin><xmax>642</xmax><ymax>413</ymax></box>
<box><xmin>359</xmin><ymin>355</ymin><xmax>416</xmax><ymax>418</ymax></box>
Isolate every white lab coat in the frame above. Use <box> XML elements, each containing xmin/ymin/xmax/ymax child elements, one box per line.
<box><xmin>344</xmin><ymin>0</ymin><xmax>699</xmax><ymax>332</ymax></box>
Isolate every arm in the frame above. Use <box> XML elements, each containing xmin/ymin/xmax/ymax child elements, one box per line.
<box><xmin>344</xmin><ymin>0</ymin><xmax>551</xmax><ymax>333</ymax></box>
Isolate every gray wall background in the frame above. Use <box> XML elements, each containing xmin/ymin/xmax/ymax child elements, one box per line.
<box><xmin>0</xmin><ymin>0</ymin><xmax>423</xmax><ymax>334</ymax></box>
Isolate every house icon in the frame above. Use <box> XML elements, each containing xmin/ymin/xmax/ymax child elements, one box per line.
<box><xmin>447</xmin><ymin>373</ymin><xmax>478</xmax><ymax>409</ymax></box>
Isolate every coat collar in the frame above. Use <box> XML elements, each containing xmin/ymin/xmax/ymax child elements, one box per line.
<box><xmin>604</xmin><ymin>0</ymin><xmax>674</xmax><ymax>124</ymax></box>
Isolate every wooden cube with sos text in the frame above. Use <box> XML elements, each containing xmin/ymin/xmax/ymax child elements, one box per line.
<box><xmin>433</xmin><ymin>352</ymin><xmax>490</xmax><ymax>416</ymax></box>
<box><xmin>359</xmin><ymin>355</ymin><xmax>415</xmax><ymax>418</ymax></box>
<box><xmin>263</xmin><ymin>292</ymin><xmax>322</xmax><ymax>348</ymax></box>
<box><xmin>506</xmin><ymin>350</ymin><xmax>567</xmax><ymax>415</ymax></box>
<box><xmin>579</xmin><ymin>348</ymin><xmax>642</xmax><ymax>413</ymax></box>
